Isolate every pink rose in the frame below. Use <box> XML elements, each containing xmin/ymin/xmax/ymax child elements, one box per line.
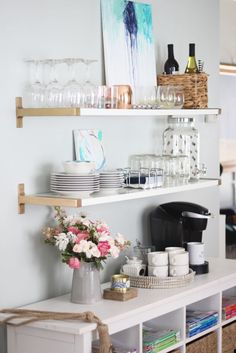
<box><xmin>96</xmin><ymin>225</ymin><xmax>110</xmax><ymax>236</ymax></box>
<box><xmin>68</xmin><ymin>257</ymin><xmax>80</xmax><ymax>269</ymax></box>
<box><xmin>68</xmin><ymin>226</ymin><xmax>79</xmax><ymax>235</ymax></box>
<box><xmin>97</xmin><ymin>241</ymin><xmax>111</xmax><ymax>256</ymax></box>
<box><xmin>75</xmin><ymin>231</ymin><xmax>89</xmax><ymax>244</ymax></box>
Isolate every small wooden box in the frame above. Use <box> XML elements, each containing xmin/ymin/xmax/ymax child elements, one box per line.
<box><xmin>103</xmin><ymin>288</ymin><xmax>138</xmax><ymax>301</ymax></box>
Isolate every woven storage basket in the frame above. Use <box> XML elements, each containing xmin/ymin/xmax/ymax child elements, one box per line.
<box><xmin>186</xmin><ymin>331</ymin><xmax>217</xmax><ymax>353</ymax></box>
<box><xmin>122</xmin><ymin>269</ymin><xmax>195</xmax><ymax>289</ymax></box>
<box><xmin>222</xmin><ymin>321</ymin><xmax>236</xmax><ymax>353</ymax></box>
<box><xmin>157</xmin><ymin>73</ymin><xmax>208</xmax><ymax>109</ymax></box>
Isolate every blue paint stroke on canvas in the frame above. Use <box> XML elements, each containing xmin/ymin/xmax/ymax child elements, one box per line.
<box><xmin>101</xmin><ymin>0</ymin><xmax>156</xmax><ymax>88</ymax></box>
<box><xmin>123</xmin><ymin>1</ymin><xmax>138</xmax><ymax>86</ymax></box>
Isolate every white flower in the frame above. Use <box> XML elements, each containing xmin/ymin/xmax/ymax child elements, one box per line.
<box><xmin>73</xmin><ymin>239</ymin><xmax>89</xmax><ymax>253</ymax></box>
<box><xmin>115</xmin><ymin>233</ymin><xmax>125</xmax><ymax>245</ymax></box>
<box><xmin>98</xmin><ymin>234</ymin><xmax>110</xmax><ymax>242</ymax></box>
<box><xmin>110</xmin><ymin>245</ymin><xmax>120</xmax><ymax>258</ymax></box>
<box><xmin>90</xmin><ymin>245</ymin><xmax>101</xmax><ymax>258</ymax></box>
<box><xmin>55</xmin><ymin>233</ymin><xmax>69</xmax><ymax>251</ymax></box>
<box><xmin>63</xmin><ymin>215</ymin><xmax>77</xmax><ymax>226</ymax></box>
<box><xmin>67</xmin><ymin>231</ymin><xmax>77</xmax><ymax>243</ymax></box>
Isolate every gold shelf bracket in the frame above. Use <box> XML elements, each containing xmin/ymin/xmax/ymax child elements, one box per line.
<box><xmin>16</xmin><ymin>97</ymin><xmax>24</xmax><ymax>128</ymax></box>
<box><xmin>18</xmin><ymin>183</ymin><xmax>26</xmax><ymax>214</ymax></box>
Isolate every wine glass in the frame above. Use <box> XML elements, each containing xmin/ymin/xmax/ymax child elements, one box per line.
<box><xmin>23</xmin><ymin>59</ymin><xmax>45</xmax><ymax>107</ymax></box>
<box><xmin>45</xmin><ymin>59</ymin><xmax>63</xmax><ymax>107</ymax></box>
<box><xmin>81</xmin><ymin>59</ymin><xmax>98</xmax><ymax>108</ymax></box>
<box><xmin>63</xmin><ymin>58</ymin><xmax>83</xmax><ymax>107</ymax></box>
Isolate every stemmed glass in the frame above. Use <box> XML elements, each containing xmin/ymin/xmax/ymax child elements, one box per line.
<box><xmin>62</xmin><ymin>58</ymin><xmax>84</xmax><ymax>107</ymax></box>
<box><xmin>23</xmin><ymin>59</ymin><xmax>45</xmax><ymax>107</ymax></box>
<box><xmin>81</xmin><ymin>59</ymin><xmax>98</xmax><ymax>107</ymax></box>
<box><xmin>45</xmin><ymin>59</ymin><xmax>63</xmax><ymax>107</ymax></box>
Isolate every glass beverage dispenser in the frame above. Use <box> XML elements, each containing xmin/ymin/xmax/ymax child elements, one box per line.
<box><xmin>162</xmin><ymin>117</ymin><xmax>202</xmax><ymax>180</ymax></box>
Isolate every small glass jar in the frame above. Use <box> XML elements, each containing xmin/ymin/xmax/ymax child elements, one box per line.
<box><xmin>162</xmin><ymin>117</ymin><xmax>200</xmax><ymax>180</ymax></box>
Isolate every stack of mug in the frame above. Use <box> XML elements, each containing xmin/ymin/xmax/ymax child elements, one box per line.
<box><xmin>148</xmin><ymin>247</ymin><xmax>189</xmax><ymax>278</ymax></box>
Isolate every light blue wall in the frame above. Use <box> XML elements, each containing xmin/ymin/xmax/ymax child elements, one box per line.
<box><xmin>0</xmin><ymin>1</ymin><xmax>219</xmax><ymax>352</ymax></box>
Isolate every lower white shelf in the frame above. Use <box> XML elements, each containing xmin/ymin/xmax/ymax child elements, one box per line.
<box><xmin>1</xmin><ymin>258</ymin><xmax>236</xmax><ymax>353</ymax></box>
<box><xmin>18</xmin><ymin>178</ymin><xmax>219</xmax><ymax>213</ymax></box>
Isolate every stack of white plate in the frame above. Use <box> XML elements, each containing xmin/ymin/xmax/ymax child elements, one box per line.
<box><xmin>50</xmin><ymin>172</ymin><xmax>100</xmax><ymax>196</ymax></box>
<box><xmin>99</xmin><ymin>169</ymin><xmax>124</xmax><ymax>192</ymax></box>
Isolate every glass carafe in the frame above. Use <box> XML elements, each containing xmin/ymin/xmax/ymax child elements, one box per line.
<box><xmin>162</xmin><ymin>117</ymin><xmax>200</xmax><ymax>180</ymax></box>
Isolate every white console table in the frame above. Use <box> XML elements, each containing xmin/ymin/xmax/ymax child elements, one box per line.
<box><xmin>3</xmin><ymin>258</ymin><xmax>236</xmax><ymax>353</ymax></box>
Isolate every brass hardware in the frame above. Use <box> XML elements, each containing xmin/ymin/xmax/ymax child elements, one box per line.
<box><xmin>18</xmin><ymin>183</ymin><xmax>25</xmax><ymax>214</ymax></box>
<box><xmin>16</xmin><ymin>97</ymin><xmax>23</xmax><ymax>128</ymax></box>
<box><xmin>16</xmin><ymin>97</ymin><xmax>81</xmax><ymax>128</ymax></box>
<box><xmin>18</xmin><ymin>183</ymin><xmax>83</xmax><ymax>214</ymax></box>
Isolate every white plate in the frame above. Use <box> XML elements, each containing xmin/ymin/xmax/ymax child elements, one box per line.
<box><xmin>51</xmin><ymin>185</ymin><xmax>100</xmax><ymax>190</ymax></box>
<box><xmin>51</xmin><ymin>172</ymin><xmax>99</xmax><ymax>177</ymax></box>
<box><xmin>52</xmin><ymin>190</ymin><xmax>97</xmax><ymax>197</ymax></box>
<box><xmin>50</xmin><ymin>181</ymin><xmax>100</xmax><ymax>186</ymax></box>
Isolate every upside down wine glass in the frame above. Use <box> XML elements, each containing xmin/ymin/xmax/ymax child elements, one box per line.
<box><xmin>63</xmin><ymin>58</ymin><xmax>84</xmax><ymax>107</ymax></box>
<box><xmin>81</xmin><ymin>59</ymin><xmax>98</xmax><ymax>108</ymax></box>
<box><xmin>23</xmin><ymin>59</ymin><xmax>45</xmax><ymax>107</ymax></box>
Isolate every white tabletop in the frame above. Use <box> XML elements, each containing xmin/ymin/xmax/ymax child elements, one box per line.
<box><xmin>1</xmin><ymin>257</ymin><xmax>236</xmax><ymax>335</ymax></box>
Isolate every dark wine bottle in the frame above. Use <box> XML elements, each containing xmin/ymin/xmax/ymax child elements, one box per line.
<box><xmin>185</xmin><ymin>43</ymin><xmax>199</xmax><ymax>74</ymax></box>
<box><xmin>164</xmin><ymin>44</ymin><xmax>179</xmax><ymax>75</ymax></box>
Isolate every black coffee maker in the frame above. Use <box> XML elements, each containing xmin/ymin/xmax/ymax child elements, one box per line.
<box><xmin>150</xmin><ymin>201</ymin><xmax>211</xmax><ymax>274</ymax></box>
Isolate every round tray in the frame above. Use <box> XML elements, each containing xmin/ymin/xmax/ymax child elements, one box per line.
<box><xmin>122</xmin><ymin>269</ymin><xmax>195</xmax><ymax>289</ymax></box>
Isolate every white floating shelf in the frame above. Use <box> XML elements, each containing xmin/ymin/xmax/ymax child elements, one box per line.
<box><xmin>16</xmin><ymin>97</ymin><xmax>220</xmax><ymax>127</ymax></box>
<box><xmin>79</xmin><ymin>107</ymin><xmax>220</xmax><ymax>117</ymax></box>
<box><xmin>18</xmin><ymin>179</ymin><xmax>219</xmax><ymax>213</ymax></box>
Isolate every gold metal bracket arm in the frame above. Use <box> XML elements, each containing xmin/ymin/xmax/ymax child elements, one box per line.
<box><xmin>18</xmin><ymin>183</ymin><xmax>26</xmax><ymax>214</ymax></box>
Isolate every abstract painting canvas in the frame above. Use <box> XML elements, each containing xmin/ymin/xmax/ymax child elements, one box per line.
<box><xmin>101</xmin><ymin>0</ymin><xmax>156</xmax><ymax>89</ymax></box>
<box><xmin>73</xmin><ymin>129</ymin><xmax>106</xmax><ymax>171</ymax></box>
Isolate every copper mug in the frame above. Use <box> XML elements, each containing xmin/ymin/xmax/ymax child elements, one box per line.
<box><xmin>113</xmin><ymin>85</ymin><xmax>132</xmax><ymax>109</ymax></box>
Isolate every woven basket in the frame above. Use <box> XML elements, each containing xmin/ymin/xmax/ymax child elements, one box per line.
<box><xmin>222</xmin><ymin>322</ymin><xmax>236</xmax><ymax>353</ymax></box>
<box><xmin>122</xmin><ymin>269</ymin><xmax>195</xmax><ymax>289</ymax></box>
<box><xmin>157</xmin><ymin>73</ymin><xmax>208</xmax><ymax>109</ymax></box>
<box><xmin>186</xmin><ymin>332</ymin><xmax>217</xmax><ymax>353</ymax></box>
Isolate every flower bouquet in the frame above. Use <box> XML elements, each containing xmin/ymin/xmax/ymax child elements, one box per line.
<box><xmin>43</xmin><ymin>207</ymin><xmax>131</xmax><ymax>270</ymax></box>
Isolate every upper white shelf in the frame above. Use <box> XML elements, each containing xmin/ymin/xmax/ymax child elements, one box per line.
<box><xmin>18</xmin><ymin>179</ymin><xmax>219</xmax><ymax>214</ymax></box>
<box><xmin>220</xmin><ymin>63</ymin><xmax>236</xmax><ymax>76</ymax></box>
<box><xmin>16</xmin><ymin>97</ymin><xmax>221</xmax><ymax>128</ymax></box>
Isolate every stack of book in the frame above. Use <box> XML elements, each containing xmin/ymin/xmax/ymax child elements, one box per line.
<box><xmin>186</xmin><ymin>310</ymin><xmax>218</xmax><ymax>337</ymax></box>
<box><xmin>143</xmin><ymin>326</ymin><xmax>180</xmax><ymax>352</ymax></box>
<box><xmin>92</xmin><ymin>339</ymin><xmax>137</xmax><ymax>353</ymax></box>
<box><xmin>222</xmin><ymin>295</ymin><xmax>236</xmax><ymax>320</ymax></box>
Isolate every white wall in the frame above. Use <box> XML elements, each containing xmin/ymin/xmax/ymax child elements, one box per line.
<box><xmin>0</xmin><ymin>1</ymin><xmax>219</xmax><ymax>352</ymax></box>
<box><xmin>220</xmin><ymin>0</ymin><xmax>236</xmax><ymax>64</ymax></box>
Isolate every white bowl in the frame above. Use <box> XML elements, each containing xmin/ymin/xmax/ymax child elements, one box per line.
<box><xmin>63</xmin><ymin>161</ymin><xmax>95</xmax><ymax>174</ymax></box>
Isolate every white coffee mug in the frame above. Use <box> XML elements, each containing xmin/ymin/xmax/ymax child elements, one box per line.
<box><xmin>165</xmin><ymin>247</ymin><xmax>185</xmax><ymax>254</ymax></box>
<box><xmin>122</xmin><ymin>264</ymin><xmax>146</xmax><ymax>277</ymax></box>
<box><xmin>148</xmin><ymin>265</ymin><xmax>168</xmax><ymax>278</ymax></box>
<box><xmin>187</xmin><ymin>242</ymin><xmax>205</xmax><ymax>265</ymax></box>
<box><xmin>169</xmin><ymin>251</ymin><xmax>189</xmax><ymax>266</ymax></box>
<box><xmin>169</xmin><ymin>264</ymin><xmax>189</xmax><ymax>277</ymax></box>
<box><xmin>148</xmin><ymin>251</ymin><xmax>168</xmax><ymax>266</ymax></box>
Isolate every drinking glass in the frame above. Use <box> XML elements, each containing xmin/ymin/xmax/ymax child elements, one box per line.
<box><xmin>174</xmin><ymin>86</ymin><xmax>185</xmax><ymax>109</ymax></box>
<box><xmin>132</xmin><ymin>86</ymin><xmax>157</xmax><ymax>108</ymax></box>
<box><xmin>23</xmin><ymin>59</ymin><xmax>45</xmax><ymax>107</ymax></box>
